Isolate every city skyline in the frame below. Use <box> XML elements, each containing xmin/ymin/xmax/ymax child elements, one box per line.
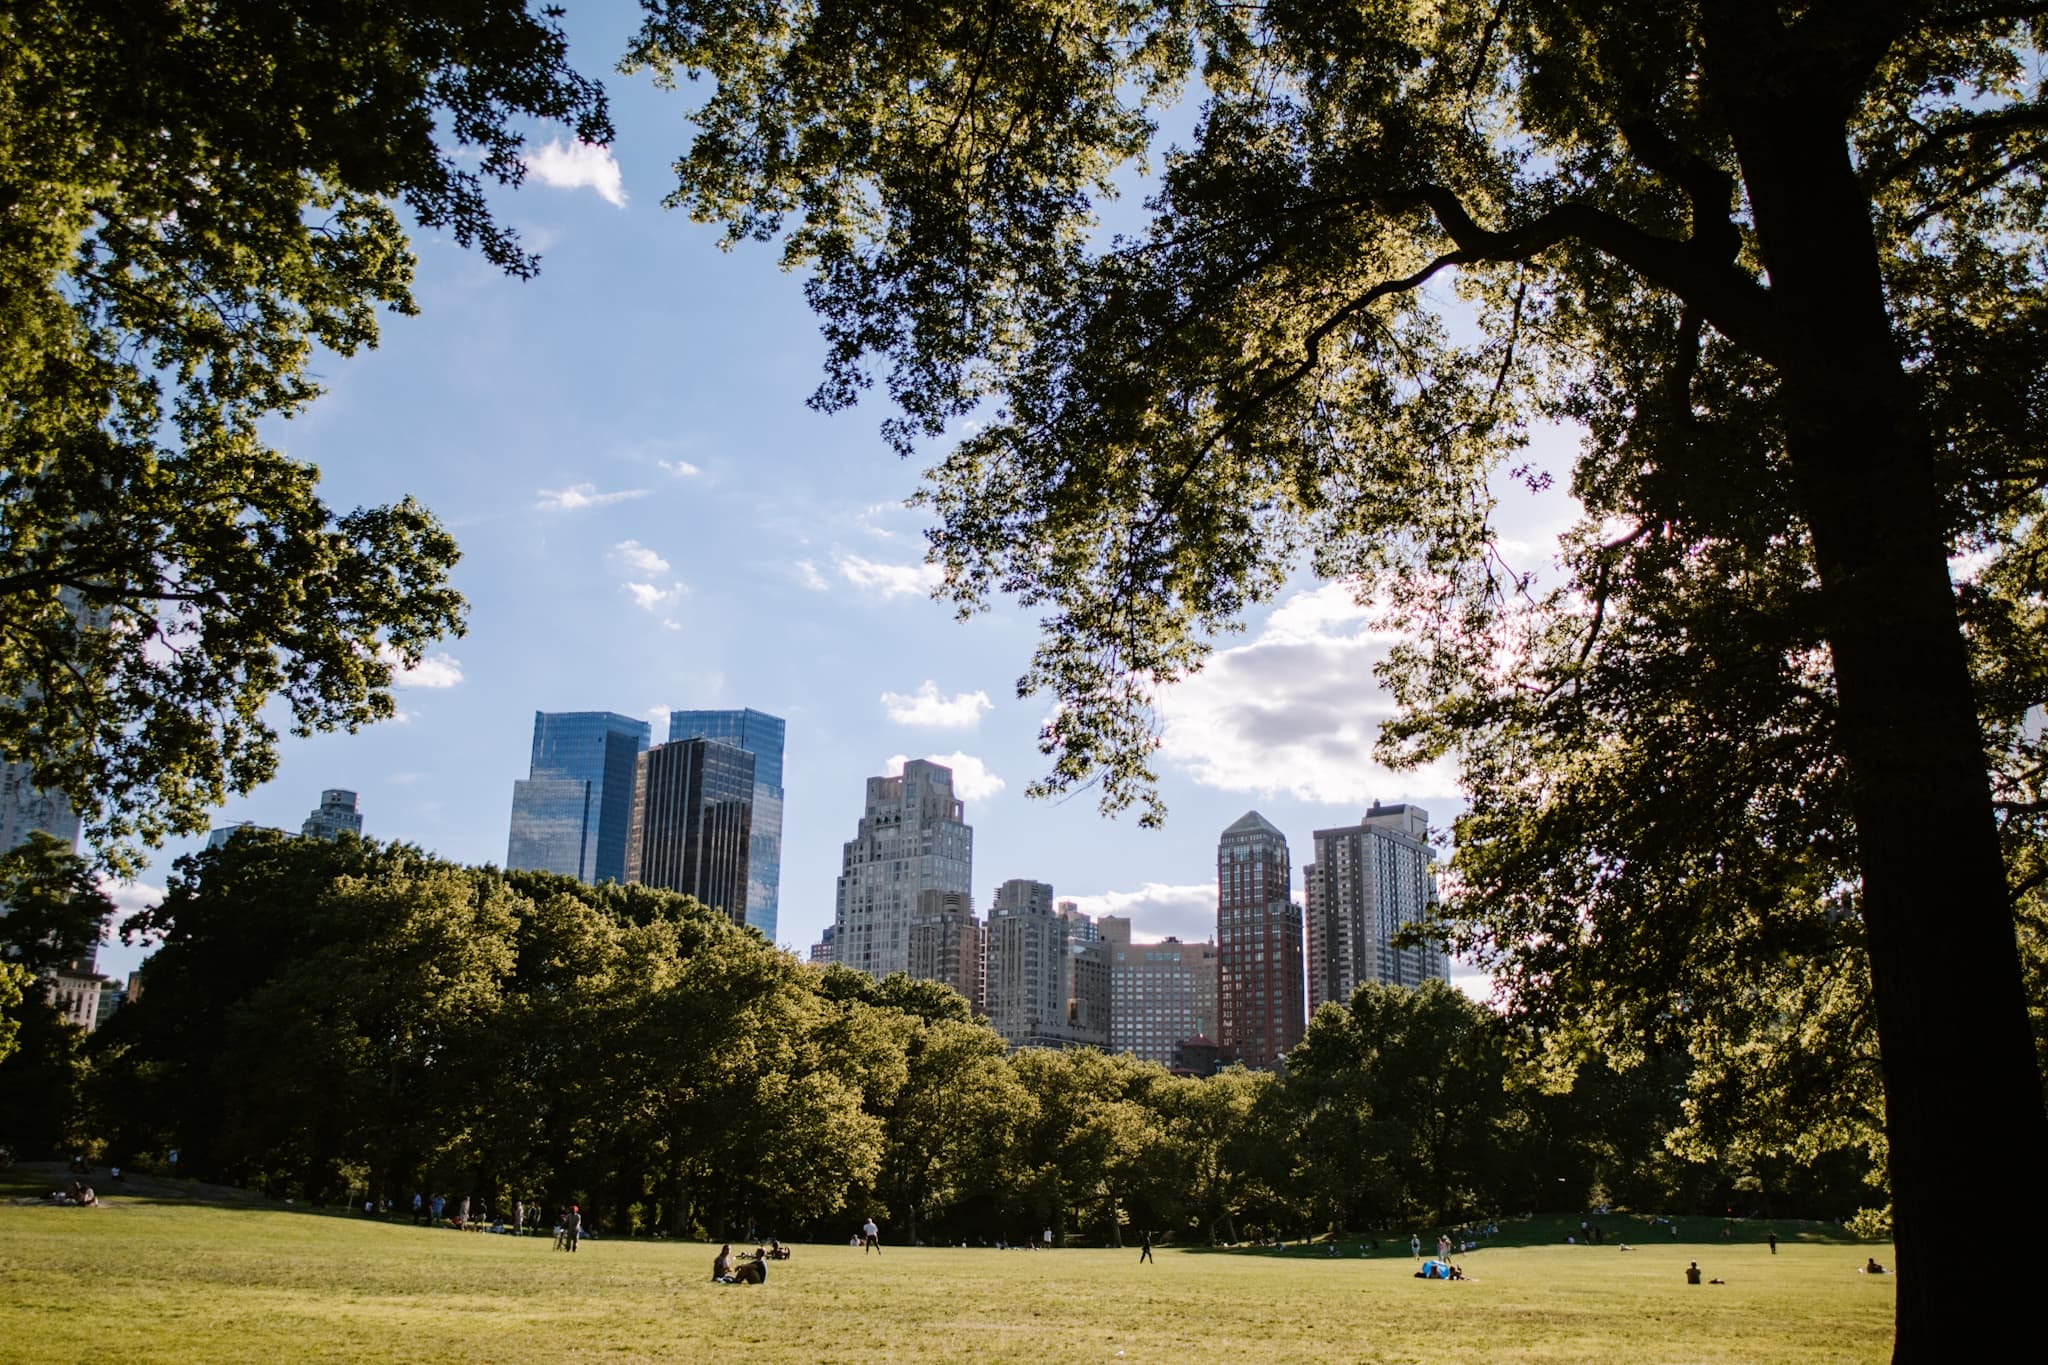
<box><xmin>71</xmin><ymin>3</ymin><xmax>1560</xmax><ymax>992</ymax></box>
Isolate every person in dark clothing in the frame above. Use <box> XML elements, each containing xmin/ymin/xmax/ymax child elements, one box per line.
<box><xmin>566</xmin><ymin>1204</ymin><xmax>582</xmax><ymax>1252</ymax></box>
<box><xmin>1767</xmin><ymin>1231</ymin><xmax>1778</xmax><ymax>1254</ymax></box>
<box><xmin>1686</xmin><ymin>1261</ymin><xmax>1702</xmax><ymax>1285</ymax></box>
<box><xmin>1139</xmin><ymin>1230</ymin><xmax>1154</xmax><ymax>1263</ymax></box>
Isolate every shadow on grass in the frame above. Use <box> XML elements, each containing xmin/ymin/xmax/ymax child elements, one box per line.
<box><xmin>1165</xmin><ymin>1212</ymin><xmax>1869</xmax><ymax>1256</ymax></box>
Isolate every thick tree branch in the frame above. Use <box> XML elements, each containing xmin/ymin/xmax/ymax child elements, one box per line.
<box><xmin>1389</xmin><ymin>186</ymin><xmax>1783</xmax><ymax>364</ymax></box>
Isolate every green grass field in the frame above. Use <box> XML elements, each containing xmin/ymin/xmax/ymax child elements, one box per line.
<box><xmin>0</xmin><ymin>1185</ymin><xmax>1895</xmax><ymax>1363</ymax></box>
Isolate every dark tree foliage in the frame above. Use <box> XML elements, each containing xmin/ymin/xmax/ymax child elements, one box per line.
<box><xmin>0</xmin><ymin>2</ymin><xmax>609</xmax><ymax>869</ymax></box>
<box><xmin>632</xmin><ymin>6</ymin><xmax>2048</xmax><ymax>1351</ymax></box>
<box><xmin>87</xmin><ymin>832</ymin><xmax>1872</xmax><ymax>1239</ymax></box>
<box><xmin>0</xmin><ymin>831</ymin><xmax>115</xmax><ymax>976</ymax></box>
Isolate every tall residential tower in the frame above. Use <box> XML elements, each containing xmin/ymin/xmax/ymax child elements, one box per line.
<box><xmin>1217</xmin><ymin>810</ymin><xmax>1305</xmax><ymax>1069</ymax></box>
<box><xmin>1304</xmin><ymin>803</ymin><xmax>1447</xmax><ymax>1007</ymax></box>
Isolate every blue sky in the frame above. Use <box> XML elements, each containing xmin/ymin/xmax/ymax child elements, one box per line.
<box><xmin>99</xmin><ymin>2</ymin><xmax>1581</xmax><ymax>991</ymax></box>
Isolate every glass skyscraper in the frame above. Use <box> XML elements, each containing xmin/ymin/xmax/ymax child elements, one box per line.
<box><xmin>668</xmin><ymin>708</ymin><xmax>785</xmax><ymax>940</ymax></box>
<box><xmin>626</xmin><ymin>737</ymin><xmax>756</xmax><ymax>926</ymax></box>
<box><xmin>506</xmin><ymin>711</ymin><xmax>651</xmax><ymax>883</ymax></box>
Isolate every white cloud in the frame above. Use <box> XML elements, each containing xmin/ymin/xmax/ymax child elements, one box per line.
<box><xmin>644</xmin><ymin>704</ymin><xmax>673</xmax><ymax>734</ymax></box>
<box><xmin>858</xmin><ymin>504</ymin><xmax>902</xmax><ymax>540</ymax></box>
<box><xmin>610</xmin><ymin>540</ymin><xmax>670</xmax><ymax>576</ymax></box>
<box><xmin>523</xmin><ymin>138</ymin><xmax>627</xmax><ymax>207</ymax></box>
<box><xmin>95</xmin><ymin>876</ymin><xmax>164</xmax><ymax>932</ymax></box>
<box><xmin>658</xmin><ymin>458</ymin><xmax>701</xmax><ymax>478</ymax></box>
<box><xmin>1064</xmin><ymin>882</ymin><xmax>1217</xmax><ymax>943</ymax></box>
<box><xmin>1154</xmin><ymin>582</ymin><xmax>1461</xmax><ymax>804</ymax></box>
<box><xmin>623</xmin><ymin>581</ymin><xmax>687</xmax><ymax>612</ymax></box>
<box><xmin>838</xmin><ymin>554</ymin><xmax>944</xmax><ymax>599</ymax></box>
<box><xmin>794</xmin><ymin>559</ymin><xmax>830</xmax><ymax>592</ymax></box>
<box><xmin>884</xmin><ymin>751</ymin><xmax>1006</xmax><ymax>802</ymax></box>
<box><xmin>536</xmin><ymin>483</ymin><xmax>648</xmax><ymax>511</ymax></box>
<box><xmin>1449</xmin><ymin>960</ymin><xmax>1495</xmax><ymax>1004</ymax></box>
<box><xmin>379</xmin><ymin>648</ymin><xmax>464</xmax><ymax>689</ymax></box>
<box><xmin>880</xmin><ymin>681</ymin><xmax>993</xmax><ymax>729</ymax></box>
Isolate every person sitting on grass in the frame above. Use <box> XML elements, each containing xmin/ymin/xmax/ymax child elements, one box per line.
<box><xmin>767</xmin><ymin>1239</ymin><xmax>791</xmax><ymax>1260</ymax></box>
<box><xmin>713</xmin><ymin>1245</ymin><xmax>735</xmax><ymax>1282</ymax></box>
<box><xmin>734</xmin><ymin>1249</ymin><xmax>768</xmax><ymax>1284</ymax></box>
<box><xmin>1686</xmin><ymin>1261</ymin><xmax>1702</xmax><ymax>1284</ymax></box>
<box><xmin>1863</xmin><ymin>1258</ymin><xmax>1887</xmax><ymax>1275</ymax></box>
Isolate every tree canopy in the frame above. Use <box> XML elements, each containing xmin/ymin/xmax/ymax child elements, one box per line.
<box><xmin>75</xmin><ymin>833</ymin><xmax>1859</xmax><ymax>1242</ymax></box>
<box><xmin>632</xmin><ymin>3</ymin><xmax>2048</xmax><ymax>1352</ymax></box>
<box><xmin>0</xmin><ymin>1</ymin><xmax>609</xmax><ymax>870</ymax></box>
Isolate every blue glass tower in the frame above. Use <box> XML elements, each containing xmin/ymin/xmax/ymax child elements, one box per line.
<box><xmin>506</xmin><ymin>711</ymin><xmax>651</xmax><ymax>883</ymax></box>
<box><xmin>668</xmin><ymin>708</ymin><xmax>785</xmax><ymax>940</ymax></box>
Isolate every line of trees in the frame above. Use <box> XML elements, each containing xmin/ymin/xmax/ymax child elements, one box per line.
<box><xmin>4</xmin><ymin>832</ymin><xmax>1884</xmax><ymax>1242</ymax></box>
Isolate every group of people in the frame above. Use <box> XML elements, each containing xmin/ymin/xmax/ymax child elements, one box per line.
<box><xmin>405</xmin><ymin>1191</ymin><xmax>566</xmax><ymax>1239</ymax></box>
<box><xmin>712</xmin><ymin>1243</ymin><xmax>783</xmax><ymax>1284</ymax></box>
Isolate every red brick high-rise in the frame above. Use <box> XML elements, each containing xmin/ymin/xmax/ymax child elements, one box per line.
<box><xmin>1217</xmin><ymin>810</ymin><xmax>1305</xmax><ymax>1069</ymax></box>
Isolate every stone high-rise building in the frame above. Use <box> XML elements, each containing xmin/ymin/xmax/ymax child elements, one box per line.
<box><xmin>0</xmin><ymin>760</ymin><xmax>79</xmax><ymax>856</ymax></box>
<box><xmin>985</xmin><ymin>878</ymin><xmax>1071</xmax><ymax>1049</ymax></box>
<box><xmin>834</xmin><ymin>760</ymin><xmax>973</xmax><ymax>980</ymax></box>
<box><xmin>909</xmin><ymin>888</ymin><xmax>984</xmax><ymax>1014</ymax></box>
<box><xmin>1304</xmin><ymin>803</ymin><xmax>1447</xmax><ymax>1009</ymax></box>
<box><xmin>301</xmin><ymin>789</ymin><xmax>362</xmax><ymax>841</ymax></box>
<box><xmin>626</xmin><ymin>737</ymin><xmax>756</xmax><ymax>926</ymax></box>
<box><xmin>1217</xmin><ymin>810</ymin><xmax>1305</xmax><ymax>1069</ymax></box>
<box><xmin>1103</xmin><ymin>916</ymin><xmax>1221</xmax><ymax>1065</ymax></box>
<box><xmin>986</xmin><ymin>882</ymin><xmax>1110</xmax><ymax>1050</ymax></box>
<box><xmin>1062</xmin><ymin>904</ymin><xmax>1111</xmax><ymax>1050</ymax></box>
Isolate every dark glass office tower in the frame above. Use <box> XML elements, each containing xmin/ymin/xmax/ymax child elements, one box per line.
<box><xmin>669</xmin><ymin>708</ymin><xmax>785</xmax><ymax>940</ymax></box>
<box><xmin>627</xmin><ymin>737</ymin><xmax>756</xmax><ymax>926</ymax></box>
<box><xmin>506</xmin><ymin>711</ymin><xmax>651</xmax><ymax>883</ymax></box>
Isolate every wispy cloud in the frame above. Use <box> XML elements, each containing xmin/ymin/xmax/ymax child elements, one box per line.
<box><xmin>858</xmin><ymin>504</ymin><xmax>903</xmax><ymax>540</ymax></box>
<box><xmin>379</xmin><ymin>646</ymin><xmax>464</xmax><ymax>689</ymax></box>
<box><xmin>523</xmin><ymin>139</ymin><xmax>626</xmax><ymax>207</ymax></box>
<box><xmin>1065</xmin><ymin>882</ymin><xmax>1217</xmax><ymax>942</ymax></box>
<box><xmin>838</xmin><ymin>554</ymin><xmax>943</xmax><ymax>599</ymax></box>
<box><xmin>623</xmin><ymin>581</ymin><xmax>687</xmax><ymax>612</ymax></box>
<box><xmin>658</xmin><ymin>458</ymin><xmax>701</xmax><ymax>478</ymax></box>
<box><xmin>881</xmin><ymin>681</ymin><xmax>992</xmax><ymax>729</ymax></box>
<box><xmin>610</xmin><ymin>540</ymin><xmax>670</xmax><ymax>576</ymax></box>
<box><xmin>885</xmin><ymin>751</ymin><xmax>1005</xmax><ymax>802</ymax></box>
<box><xmin>794</xmin><ymin>560</ymin><xmax>829</xmax><ymax>592</ymax></box>
<box><xmin>536</xmin><ymin>483</ymin><xmax>648</xmax><ymax>512</ymax></box>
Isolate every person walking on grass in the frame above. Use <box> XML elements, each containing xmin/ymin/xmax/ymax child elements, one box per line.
<box><xmin>862</xmin><ymin>1216</ymin><xmax>880</xmax><ymax>1253</ymax></box>
<box><xmin>1139</xmin><ymin>1230</ymin><xmax>1154</xmax><ymax>1264</ymax></box>
<box><xmin>566</xmin><ymin>1204</ymin><xmax>582</xmax><ymax>1252</ymax></box>
<box><xmin>1767</xmin><ymin>1231</ymin><xmax>1778</xmax><ymax>1255</ymax></box>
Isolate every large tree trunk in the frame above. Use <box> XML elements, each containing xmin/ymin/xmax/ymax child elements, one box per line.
<box><xmin>1721</xmin><ymin>74</ymin><xmax>2048</xmax><ymax>1362</ymax></box>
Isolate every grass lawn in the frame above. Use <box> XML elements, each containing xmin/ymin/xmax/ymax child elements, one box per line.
<box><xmin>0</xmin><ymin>1187</ymin><xmax>1894</xmax><ymax>1363</ymax></box>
